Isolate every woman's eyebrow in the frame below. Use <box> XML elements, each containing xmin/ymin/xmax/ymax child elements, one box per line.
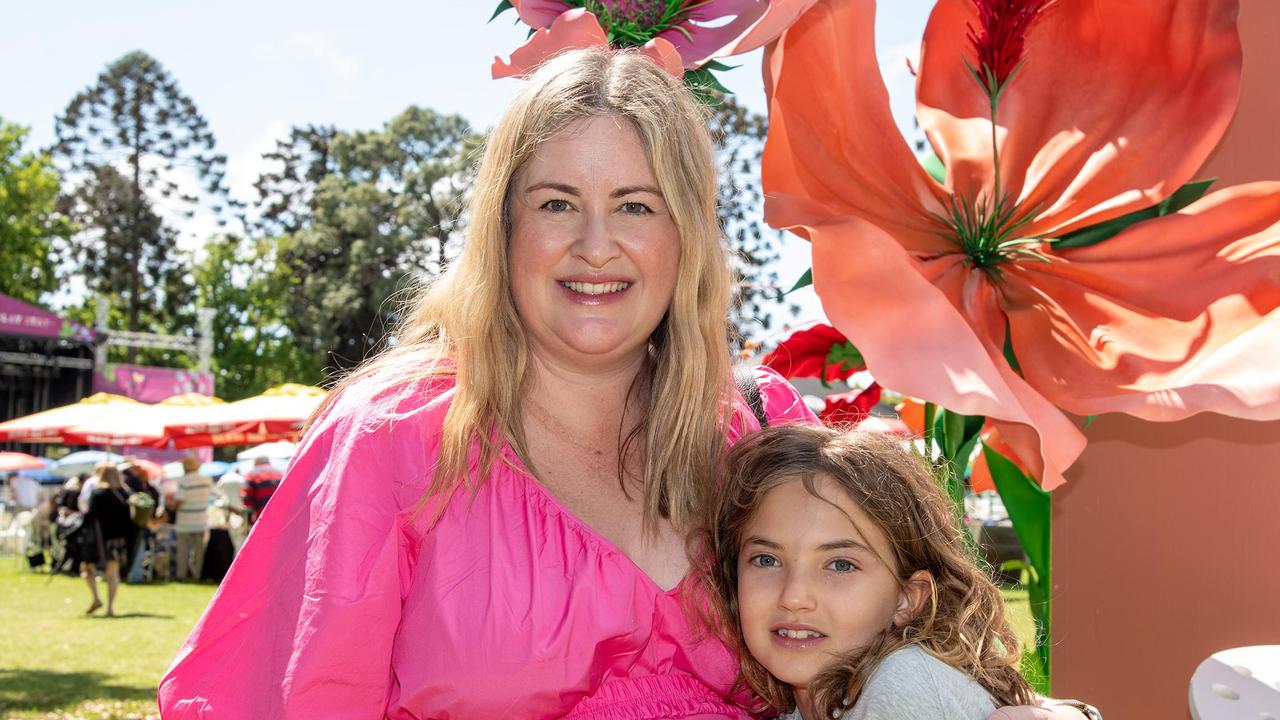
<box><xmin>611</xmin><ymin>184</ymin><xmax>661</xmax><ymax>198</ymax></box>
<box><xmin>742</xmin><ymin>536</ymin><xmax>781</xmax><ymax>550</ymax></box>
<box><xmin>526</xmin><ymin>181</ymin><xmax>579</xmax><ymax>195</ymax></box>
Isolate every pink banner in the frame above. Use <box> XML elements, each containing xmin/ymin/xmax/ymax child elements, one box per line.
<box><xmin>0</xmin><ymin>293</ymin><xmax>95</xmax><ymax>342</ymax></box>
<box><xmin>93</xmin><ymin>364</ymin><xmax>215</xmax><ymax>403</ymax></box>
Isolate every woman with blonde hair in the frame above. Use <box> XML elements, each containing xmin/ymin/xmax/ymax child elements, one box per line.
<box><xmin>161</xmin><ymin>47</ymin><xmax>811</xmax><ymax>719</ymax></box>
<box><xmin>159</xmin><ymin>47</ymin><xmax>1088</xmax><ymax>719</ymax></box>
<box><xmin>82</xmin><ymin>463</ymin><xmax>132</xmax><ymax>616</ymax></box>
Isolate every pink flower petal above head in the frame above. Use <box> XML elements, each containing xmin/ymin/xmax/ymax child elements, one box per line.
<box><xmin>654</xmin><ymin>0</ymin><xmax>815</xmax><ymax>69</ymax></box>
<box><xmin>807</xmin><ymin>213</ymin><xmax>1085</xmax><ymax>489</ymax></box>
<box><xmin>917</xmin><ymin>0</ymin><xmax>1243</xmax><ymax>238</ymax></box>
<box><xmin>641</xmin><ymin>36</ymin><xmax>686</xmax><ymax>77</ymax></box>
<box><xmin>492</xmin><ymin>8</ymin><xmax>609</xmax><ymax>79</ymax></box>
<box><xmin>510</xmin><ymin>0</ymin><xmax>573</xmax><ymax>28</ymax></box>
<box><xmin>717</xmin><ymin>0</ymin><xmax>821</xmax><ymax>58</ymax></box>
<box><xmin>1003</xmin><ymin>181</ymin><xmax>1280</xmax><ymax>423</ymax></box>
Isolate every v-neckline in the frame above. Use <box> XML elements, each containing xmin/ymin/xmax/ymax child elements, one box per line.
<box><xmin>501</xmin><ymin>443</ymin><xmax>689</xmax><ymax>595</ymax></box>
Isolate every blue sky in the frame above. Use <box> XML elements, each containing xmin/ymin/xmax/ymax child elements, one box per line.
<box><xmin>6</xmin><ymin>0</ymin><xmax>935</xmax><ymax>333</ymax></box>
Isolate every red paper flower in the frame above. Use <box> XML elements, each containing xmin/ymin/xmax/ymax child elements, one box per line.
<box><xmin>761</xmin><ymin>323</ymin><xmax>883</xmax><ymax>428</ymax></box>
<box><xmin>819</xmin><ymin>384</ymin><xmax>882</xmax><ymax>426</ymax></box>
<box><xmin>760</xmin><ymin>323</ymin><xmax>861</xmax><ymax>383</ymax></box>
<box><xmin>763</xmin><ymin>0</ymin><xmax>1280</xmax><ymax>488</ymax></box>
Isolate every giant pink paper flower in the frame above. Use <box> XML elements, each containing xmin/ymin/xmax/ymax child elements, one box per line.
<box><xmin>492</xmin><ymin>0</ymin><xmax>817</xmax><ymax>79</ymax></box>
<box><xmin>763</xmin><ymin>0</ymin><xmax>1280</xmax><ymax>488</ymax></box>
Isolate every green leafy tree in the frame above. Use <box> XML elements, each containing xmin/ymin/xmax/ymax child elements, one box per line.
<box><xmin>709</xmin><ymin>95</ymin><xmax>800</xmax><ymax>350</ymax></box>
<box><xmin>253</xmin><ymin>107</ymin><xmax>481</xmax><ymax>374</ymax></box>
<box><xmin>192</xmin><ymin>234</ymin><xmax>323</xmax><ymax>400</ymax></box>
<box><xmin>0</xmin><ymin>119</ymin><xmax>73</xmax><ymax>304</ymax></box>
<box><xmin>53</xmin><ymin>51</ymin><xmax>234</xmax><ymax>359</ymax></box>
<box><xmin>57</xmin><ymin>164</ymin><xmax>196</xmax><ymax>366</ymax></box>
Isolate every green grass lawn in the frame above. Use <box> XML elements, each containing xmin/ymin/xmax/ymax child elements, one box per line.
<box><xmin>0</xmin><ymin>559</ymin><xmax>1036</xmax><ymax>718</ymax></box>
<box><xmin>1002</xmin><ymin>586</ymin><xmax>1037</xmax><ymax>654</ymax></box>
<box><xmin>0</xmin><ymin>561</ymin><xmax>215</xmax><ymax>720</ymax></box>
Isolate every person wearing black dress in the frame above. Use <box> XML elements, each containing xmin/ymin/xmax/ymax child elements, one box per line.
<box><xmin>119</xmin><ymin>461</ymin><xmax>159</xmax><ymax>574</ymax></box>
<box><xmin>82</xmin><ymin>464</ymin><xmax>132</xmax><ymax>616</ymax></box>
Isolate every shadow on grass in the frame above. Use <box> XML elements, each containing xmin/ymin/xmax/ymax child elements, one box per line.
<box><xmin>0</xmin><ymin>669</ymin><xmax>155</xmax><ymax>713</ymax></box>
<box><xmin>87</xmin><ymin>612</ymin><xmax>175</xmax><ymax>620</ymax></box>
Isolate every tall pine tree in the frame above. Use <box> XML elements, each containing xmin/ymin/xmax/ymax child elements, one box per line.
<box><xmin>53</xmin><ymin>51</ymin><xmax>233</xmax><ymax>360</ymax></box>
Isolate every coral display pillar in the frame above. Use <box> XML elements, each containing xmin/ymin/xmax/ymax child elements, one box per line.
<box><xmin>1050</xmin><ymin>3</ymin><xmax>1280</xmax><ymax>717</ymax></box>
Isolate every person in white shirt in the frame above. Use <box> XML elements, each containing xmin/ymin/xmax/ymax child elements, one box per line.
<box><xmin>173</xmin><ymin>456</ymin><xmax>214</xmax><ymax>582</ymax></box>
<box><xmin>212</xmin><ymin>470</ymin><xmax>248</xmax><ymax>553</ymax></box>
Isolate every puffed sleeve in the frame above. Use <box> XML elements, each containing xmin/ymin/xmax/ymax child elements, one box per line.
<box><xmin>158</xmin><ymin>379</ymin><xmax>433</xmax><ymax>719</ymax></box>
<box><xmin>753</xmin><ymin>365</ymin><xmax>820</xmax><ymax>426</ymax></box>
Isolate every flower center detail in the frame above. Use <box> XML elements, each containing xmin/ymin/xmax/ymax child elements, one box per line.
<box><xmin>596</xmin><ymin>0</ymin><xmax>668</xmax><ymax>25</ymax></box>
<box><xmin>569</xmin><ymin>0</ymin><xmax>698</xmax><ymax>43</ymax></box>
<box><xmin>936</xmin><ymin>194</ymin><xmax>1048</xmax><ymax>277</ymax></box>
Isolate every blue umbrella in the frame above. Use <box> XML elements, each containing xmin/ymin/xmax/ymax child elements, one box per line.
<box><xmin>18</xmin><ymin>457</ymin><xmax>61</xmax><ymax>485</ymax></box>
<box><xmin>201</xmin><ymin>461</ymin><xmax>232</xmax><ymax>478</ymax></box>
<box><xmin>52</xmin><ymin>450</ymin><xmax>124</xmax><ymax>478</ymax></box>
<box><xmin>163</xmin><ymin>460</ymin><xmax>234</xmax><ymax>479</ymax></box>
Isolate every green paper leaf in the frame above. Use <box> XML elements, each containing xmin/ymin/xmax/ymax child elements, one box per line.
<box><xmin>786</xmin><ymin>268</ymin><xmax>813</xmax><ymax>295</ymax></box>
<box><xmin>921</xmin><ymin>152</ymin><xmax>946</xmax><ymax>185</ymax></box>
<box><xmin>824</xmin><ymin>341</ymin><xmax>864</xmax><ymax>378</ymax></box>
<box><xmin>1002</xmin><ymin>317</ymin><xmax>1023</xmax><ymax>376</ymax></box>
<box><xmin>934</xmin><ymin>410</ymin><xmax>984</xmax><ymax>519</ymax></box>
<box><xmin>1053</xmin><ymin>178</ymin><xmax>1215</xmax><ymax>250</ymax></box>
<box><xmin>683</xmin><ymin>67</ymin><xmax>732</xmax><ymax>105</ymax></box>
<box><xmin>702</xmin><ymin>59</ymin><xmax>738</xmax><ymax>72</ymax></box>
<box><xmin>489</xmin><ymin>0</ymin><xmax>514</xmax><ymax>22</ymax></box>
<box><xmin>983</xmin><ymin>444</ymin><xmax>1049</xmax><ymax>579</ymax></box>
<box><xmin>933</xmin><ymin>409</ymin><xmax>984</xmax><ymax>462</ymax></box>
<box><xmin>983</xmin><ymin>442</ymin><xmax>1052</xmax><ymax>688</ymax></box>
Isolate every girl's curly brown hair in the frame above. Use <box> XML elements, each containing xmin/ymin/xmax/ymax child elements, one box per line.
<box><xmin>689</xmin><ymin>423</ymin><xmax>1033</xmax><ymax>717</ymax></box>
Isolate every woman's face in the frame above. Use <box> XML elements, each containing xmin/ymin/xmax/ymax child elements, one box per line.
<box><xmin>508</xmin><ymin>115</ymin><xmax>681</xmax><ymax>373</ymax></box>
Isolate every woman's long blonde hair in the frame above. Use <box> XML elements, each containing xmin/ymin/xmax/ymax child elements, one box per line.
<box><xmin>693</xmin><ymin>424</ymin><xmax>1034</xmax><ymax>717</ymax></box>
<box><xmin>318</xmin><ymin>47</ymin><xmax>734</xmax><ymax>532</ymax></box>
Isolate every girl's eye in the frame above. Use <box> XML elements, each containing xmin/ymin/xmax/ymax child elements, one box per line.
<box><xmin>541</xmin><ymin>199</ymin><xmax>572</xmax><ymax>212</ymax></box>
<box><xmin>748</xmin><ymin>554</ymin><xmax>780</xmax><ymax>569</ymax></box>
<box><xmin>620</xmin><ymin>201</ymin><xmax>652</xmax><ymax>215</ymax></box>
<box><xmin>826</xmin><ymin>558</ymin><xmax>857</xmax><ymax>573</ymax></box>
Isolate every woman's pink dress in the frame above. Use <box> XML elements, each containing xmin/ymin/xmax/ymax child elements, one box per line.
<box><xmin>157</xmin><ymin>366</ymin><xmax>816</xmax><ymax>719</ymax></box>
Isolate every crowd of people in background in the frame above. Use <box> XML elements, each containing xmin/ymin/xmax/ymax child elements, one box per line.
<box><xmin>2</xmin><ymin>452</ymin><xmax>283</xmax><ymax>616</ymax></box>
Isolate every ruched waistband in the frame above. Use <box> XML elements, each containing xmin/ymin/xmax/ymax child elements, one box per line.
<box><xmin>565</xmin><ymin>674</ymin><xmax>750</xmax><ymax>720</ymax></box>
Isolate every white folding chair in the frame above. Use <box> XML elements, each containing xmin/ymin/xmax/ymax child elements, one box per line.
<box><xmin>1</xmin><ymin>511</ymin><xmax>35</xmax><ymax>565</ymax></box>
<box><xmin>1190</xmin><ymin>645</ymin><xmax>1280</xmax><ymax>719</ymax></box>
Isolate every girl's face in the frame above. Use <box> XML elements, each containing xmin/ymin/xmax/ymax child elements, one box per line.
<box><xmin>736</xmin><ymin>476</ymin><xmax>908</xmax><ymax>695</ymax></box>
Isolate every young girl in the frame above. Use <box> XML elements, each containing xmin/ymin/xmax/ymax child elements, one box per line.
<box><xmin>697</xmin><ymin>423</ymin><xmax>1035</xmax><ymax>720</ymax></box>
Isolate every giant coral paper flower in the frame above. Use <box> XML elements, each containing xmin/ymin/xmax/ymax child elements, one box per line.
<box><xmin>763</xmin><ymin>0</ymin><xmax>1280</xmax><ymax>488</ymax></box>
<box><xmin>493</xmin><ymin>0</ymin><xmax>818</xmax><ymax>78</ymax></box>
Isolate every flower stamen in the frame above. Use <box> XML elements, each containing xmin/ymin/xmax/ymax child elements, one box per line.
<box><xmin>932</xmin><ymin>192</ymin><xmax>1049</xmax><ymax>278</ymax></box>
<box><xmin>965</xmin><ymin>0</ymin><xmax>1056</xmax><ymax>99</ymax></box>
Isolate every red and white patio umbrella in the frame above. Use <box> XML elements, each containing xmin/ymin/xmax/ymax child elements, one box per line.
<box><xmin>164</xmin><ymin>383</ymin><xmax>327</xmax><ymax>448</ymax></box>
<box><xmin>0</xmin><ymin>452</ymin><xmax>47</xmax><ymax>472</ymax></box>
<box><xmin>0</xmin><ymin>393</ymin><xmax>143</xmax><ymax>444</ymax></box>
<box><xmin>59</xmin><ymin>392</ymin><xmax>227</xmax><ymax>448</ymax></box>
